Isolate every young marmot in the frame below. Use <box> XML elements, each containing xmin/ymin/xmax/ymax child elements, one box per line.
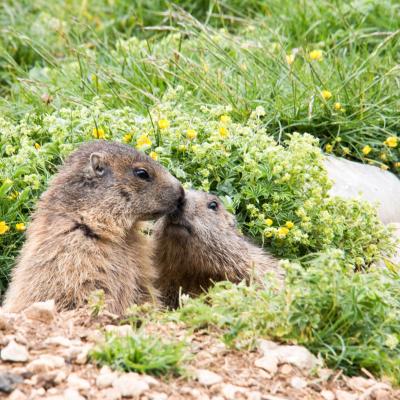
<box><xmin>152</xmin><ymin>190</ymin><xmax>283</xmax><ymax>308</ymax></box>
<box><xmin>4</xmin><ymin>141</ymin><xmax>184</xmax><ymax>314</ymax></box>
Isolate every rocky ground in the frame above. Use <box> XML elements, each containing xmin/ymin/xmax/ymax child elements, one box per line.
<box><xmin>0</xmin><ymin>300</ymin><xmax>399</xmax><ymax>400</ymax></box>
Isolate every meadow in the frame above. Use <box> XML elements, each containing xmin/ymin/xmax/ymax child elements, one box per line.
<box><xmin>1</xmin><ymin>0</ymin><xmax>400</xmax><ymax>383</ymax></box>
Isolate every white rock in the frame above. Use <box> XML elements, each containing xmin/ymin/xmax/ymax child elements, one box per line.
<box><xmin>335</xmin><ymin>390</ymin><xmax>358</xmax><ymax>400</ymax></box>
<box><xmin>27</xmin><ymin>355</ymin><xmax>65</xmax><ymax>373</ymax></box>
<box><xmin>254</xmin><ymin>356</ymin><xmax>278</xmax><ymax>375</ymax></box>
<box><xmin>221</xmin><ymin>383</ymin><xmax>245</xmax><ymax>399</ymax></box>
<box><xmin>195</xmin><ymin>369</ymin><xmax>223</xmax><ymax>386</ymax></box>
<box><xmin>64</xmin><ymin>388</ymin><xmax>85</xmax><ymax>400</ymax></box>
<box><xmin>54</xmin><ymin>370</ymin><xmax>67</xmax><ymax>384</ymax></box>
<box><xmin>105</xmin><ymin>325</ymin><xmax>134</xmax><ymax>337</ymax></box>
<box><xmin>75</xmin><ymin>346</ymin><xmax>91</xmax><ymax>364</ymax></box>
<box><xmin>149</xmin><ymin>393</ymin><xmax>168</xmax><ymax>400</ymax></box>
<box><xmin>247</xmin><ymin>392</ymin><xmax>262</xmax><ymax>400</ymax></box>
<box><xmin>113</xmin><ymin>373</ymin><xmax>150</xmax><ymax>397</ymax></box>
<box><xmin>96</xmin><ymin>372</ymin><xmax>117</xmax><ymax>389</ymax></box>
<box><xmin>100</xmin><ymin>366</ymin><xmax>113</xmax><ymax>375</ymax></box>
<box><xmin>67</xmin><ymin>374</ymin><xmax>91</xmax><ymax>390</ymax></box>
<box><xmin>8</xmin><ymin>389</ymin><xmax>27</xmax><ymax>400</ymax></box>
<box><xmin>24</xmin><ymin>299</ymin><xmax>56</xmax><ymax>323</ymax></box>
<box><xmin>100</xmin><ymin>388</ymin><xmax>122</xmax><ymax>400</ymax></box>
<box><xmin>273</xmin><ymin>345</ymin><xmax>317</xmax><ymax>372</ymax></box>
<box><xmin>290</xmin><ymin>376</ymin><xmax>307</xmax><ymax>389</ymax></box>
<box><xmin>44</xmin><ymin>336</ymin><xmax>72</xmax><ymax>347</ymax></box>
<box><xmin>1</xmin><ymin>340</ymin><xmax>29</xmax><ymax>362</ymax></box>
<box><xmin>143</xmin><ymin>375</ymin><xmax>159</xmax><ymax>387</ymax></box>
<box><xmin>320</xmin><ymin>391</ymin><xmax>335</xmax><ymax>400</ymax></box>
<box><xmin>346</xmin><ymin>376</ymin><xmax>376</xmax><ymax>391</ymax></box>
<box><xmin>258</xmin><ymin>339</ymin><xmax>279</xmax><ymax>355</ymax></box>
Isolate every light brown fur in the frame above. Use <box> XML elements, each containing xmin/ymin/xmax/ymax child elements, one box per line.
<box><xmin>4</xmin><ymin>141</ymin><xmax>184</xmax><ymax>314</ymax></box>
<box><xmin>152</xmin><ymin>190</ymin><xmax>284</xmax><ymax>308</ymax></box>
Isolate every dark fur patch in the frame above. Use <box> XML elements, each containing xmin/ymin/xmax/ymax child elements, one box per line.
<box><xmin>70</xmin><ymin>222</ymin><xmax>100</xmax><ymax>240</ymax></box>
<box><xmin>119</xmin><ymin>189</ymin><xmax>131</xmax><ymax>202</ymax></box>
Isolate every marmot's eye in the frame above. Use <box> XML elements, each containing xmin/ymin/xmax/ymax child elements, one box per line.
<box><xmin>207</xmin><ymin>201</ymin><xmax>218</xmax><ymax>211</ymax></box>
<box><xmin>133</xmin><ymin>168</ymin><xmax>150</xmax><ymax>180</ymax></box>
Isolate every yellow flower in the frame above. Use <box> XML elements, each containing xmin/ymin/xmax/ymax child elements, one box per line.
<box><xmin>325</xmin><ymin>144</ymin><xmax>333</xmax><ymax>153</ymax></box>
<box><xmin>362</xmin><ymin>145</ymin><xmax>372</xmax><ymax>155</ymax></box>
<box><xmin>7</xmin><ymin>191</ymin><xmax>19</xmax><ymax>200</ymax></box>
<box><xmin>333</xmin><ymin>102</ymin><xmax>342</xmax><ymax>111</ymax></box>
<box><xmin>285</xmin><ymin>221</ymin><xmax>294</xmax><ymax>229</ymax></box>
<box><xmin>265</xmin><ymin>218</ymin><xmax>273</xmax><ymax>226</ymax></box>
<box><xmin>220</xmin><ymin>115</ymin><xmax>231</xmax><ymax>124</ymax></box>
<box><xmin>92</xmin><ymin>127</ymin><xmax>105</xmax><ymax>139</ymax></box>
<box><xmin>136</xmin><ymin>135</ymin><xmax>152</xmax><ymax>148</ymax></box>
<box><xmin>158</xmin><ymin>119</ymin><xmax>170</xmax><ymax>130</ymax></box>
<box><xmin>219</xmin><ymin>126</ymin><xmax>229</xmax><ymax>138</ymax></box>
<box><xmin>384</xmin><ymin>136</ymin><xmax>398</xmax><ymax>148</ymax></box>
<box><xmin>321</xmin><ymin>90</ymin><xmax>332</xmax><ymax>100</ymax></box>
<box><xmin>178</xmin><ymin>144</ymin><xmax>187</xmax><ymax>152</ymax></box>
<box><xmin>277</xmin><ymin>227</ymin><xmax>289</xmax><ymax>237</ymax></box>
<box><xmin>380</xmin><ymin>152</ymin><xmax>388</xmax><ymax>161</ymax></box>
<box><xmin>187</xmin><ymin>129</ymin><xmax>197</xmax><ymax>140</ymax></box>
<box><xmin>309</xmin><ymin>49</ymin><xmax>323</xmax><ymax>61</ymax></box>
<box><xmin>0</xmin><ymin>221</ymin><xmax>10</xmax><ymax>235</ymax></box>
<box><xmin>149</xmin><ymin>151</ymin><xmax>158</xmax><ymax>161</ymax></box>
<box><xmin>34</xmin><ymin>143</ymin><xmax>41</xmax><ymax>150</ymax></box>
<box><xmin>394</xmin><ymin>162</ymin><xmax>400</xmax><ymax>168</ymax></box>
<box><xmin>343</xmin><ymin>147</ymin><xmax>350</xmax><ymax>155</ymax></box>
<box><xmin>286</xmin><ymin>54</ymin><xmax>295</xmax><ymax>65</ymax></box>
<box><xmin>122</xmin><ymin>134</ymin><xmax>132</xmax><ymax>143</ymax></box>
<box><xmin>15</xmin><ymin>223</ymin><xmax>26</xmax><ymax>232</ymax></box>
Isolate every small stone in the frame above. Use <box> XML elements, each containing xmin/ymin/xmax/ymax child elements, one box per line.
<box><xmin>64</xmin><ymin>388</ymin><xmax>86</xmax><ymax>400</ymax></box>
<box><xmin>247</xmin><ymin>392</ymin><xmax>262</xmax><ymax>400</ymax></box>
<box><xmin>24</xmin><ymin>299</ymin><xmax>56</xmax><ymax>323</ymax></box>
<box><xmin>254</xmin><ymin>356</ymin><xmax>278</xmax><ymax>375</ymax></box>
<box><xmin>196</xmin><ymin>369</ymin><xmax>223</xmax><ymax>386</ymax></box>
<box><xmin>335</xmin><ymin>390</ymin><xmax>358</xmax><ymax>400</ymax></box>
<box><xmin>100</xmin><ymin>388</ymin><xmax>122</xmax><ymax>400</ymax></box>
<box><xmin>96</xmin><ymin>372</ymin><xmax>117</xmax><ymax>389</ymax></box>
<box><xmin>320</xmin><ymin>391</ymin><xmax>335</xmax><ymax>400</ymax></box>
<box><xmin>1</xmin><ymin>340</ymin><xmax>29</xmax><ymax>362</ymax></box>
<box><xmin>31</xmin><ymin>388</ymin><xmax>46</xmax><ymax>397</ymax></box>
<box><xmin>8</xmin><ymin>389</ymin><xmax>27</xmax><ymax>400</ymax></box>
<box><xmin>258</xmin><ymin>339</ymin><xmax>279</xmax><ymax>355</ymax></box>
<box><xmin>373</xmin><ymin>389</ymin><xmax>392</xmax><ymax>400</ymax></box>
<box><xmin>27</xmin><ymin>355</ymin><xmax>65</xmax><ymax>373</ymax></box>
<box><xmin>143</xmin><ymin>375</ymin><xmax>159</xmax><ymax>387</ymax></box>
<box><xmin>54</xmin><ymin>370</ymin><xmax>67</xmax><ymax>384</ymax></box>
<box><xmin>274</xmin><ymin>345</ymin><xmax>318</xmax><ymax>372</ymax></box>
<box><xmin>113</xmin><ymin>373</ymin><xmax>150</xmax><ymax>397</ymax></box>
<box><xmin>280</xmin><ymin>364</ymin><xmax>293</xmax><ymax>375</ymax></box>
<box><xmin>221</xmin><ymin>384</ymin><xmax>245</xmax><ymax>399</ymax></box>
<box><xmin>44</xmin><ymin>336</ymin><xmax>72</xmax><ymax>347</ymax></box>
<box><xmin>290</xmin><ymin>377</ymin><xmax>307</xmax><ymax>390</ymax></box>
<box><xmin>105</xmin><ymin>324</ymin><xmax>134</xmax><ymax>337</ymax></box>
<box><xmin>67</xmin><ymin>374</ymin><xmax>91</xmax><ymax>390</ymax></box>
<box><xmin>149</xmin><ymin>393</ymin><xmax>168</xmax><ymax>400</ymax></box>
<box><xmin>347</xmin><ymin>376</ymin><xmax>376</xmax><ymax>391</ymax></box>
<box><xmin>0</xmin><ymin>372</ymin><xmax>23</xmax><ymax>393</ymax></box>
<box><xmin>75</xmin><ymin>346</ymin><xmax>91</xmax><ymax>364</ymax></box>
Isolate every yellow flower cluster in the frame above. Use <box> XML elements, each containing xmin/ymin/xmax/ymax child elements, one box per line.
<box><xmin>321</xmin><ymin>90</ymin><xmax>332</xmax><ymax>101</ymax></box>
<box><xmin>309</xmin><ymin>50</ymin><xmax>323</xmax><ymax>61</ymax></box>
<box><xmin>93</xmin><ymin>127</ymin><xmax>105</xmax><ymax>139</ymax></box>
<box><xmin>187</xmin><ymin>129</ymin><xmax>197</xmax><ymax>140</ymax></box>
<box><xmin>158</xmin><ymin>119</ymin><xmax>170</xmax><ymax>130</ymax></box>
<box><xmin>384</xmin><ymin>136</ymin><xmax>398</xmax><ymax>148</ymax></box>
<box><xmin>136</xmin><ymin>135</ymin><xmax>152</xmax><ymax>148</ymax></box>
<box><xmin>362</xmin><ymin>145</ymin><xmax>372</xmax><ymax>155</ymax></box>
<box><xmin>0</xmin><ymin>221</ymin><xmax>10</xmax><ymax>235</ymax></box>
<box><xmin>122</xmin><ymin>133</ymin><xmax>132</xmax><ymax>143</ymax></box>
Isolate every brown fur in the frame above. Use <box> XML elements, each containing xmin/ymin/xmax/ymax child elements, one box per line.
<box><xmin>4</xmin><ymin>141</ymin><xmax>184</xmax><ymax>314</ymax></box>
<box><xmin>152</xmin><ymin>190</ymin><xmax>284</xmax><ymax>308</ymax></box>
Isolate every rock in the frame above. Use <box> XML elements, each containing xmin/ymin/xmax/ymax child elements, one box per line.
<box><xmin>372</xmin><ymin>389</ymin><xmax>392</xmax><ymax>400</ymax></box>
<box><xmin>44</xmin><ymin>336</ymin><xmax>72</xmax><ymax>347</ymax></box>
<box><xmin>100</xmin><ymin>388</ymin><xmax>122</xmax><ymax>400</ymax></box>
<box><xmin>75</xmin><ymin>346</ymin><xmax>91</xmax><ymax>364</ymax></box>
<box><xmin>273</xmin><ymin>345</ymin><xmax>318</xmax><ymax>372</ymax></box>
<box><xmin>149</xmin><ymin>393</ymin><xmax>168</xmax><ymax>400</ymax></box>
<box><xmin>195</xmin><ymin>369</ymin><xmax>223</xmax><ymax>386</ymax></box>
<box><xmin>290</xmin><ymin>377</ymin><xmax>307</xmax><ymax>389</ymax></box>
<box><xmin>280</xmin><ymin>364</ymin><xmax>293</xmax><ymax>375</ymax></box>
<box><xmin>96</xmin><ymin>372</ymin><xmax>117</xmax><ymax>389</ymax></box>
<box><xmin>113</xmin><ymin>373</ymin><xmax>150</xmax><ymax>397</ymax></box>
<box><xmin>27</xmin><ymin>355</ymin><xmax>65</xmax><ymax>373</ymax></box>
<box><xmin>247</xmin><ymin>392</ymin><xmax>262</xmax><ymax>400</ymax></box>
<box><xmin>67</xmin><ymin>374</ymin><xmax>91</xmax><ymax>391</ymax></box>
<box><xmin>0</xmin><ymin>372</ymin><xmax>23</xmax><ymax>393</ymax></box>
<box><xmin>221</xmin><ymin>384</ymin><xmax>245</xmax><ymax>399</ymax></box>
<box><xmin>63</xmin><ymin>344</ymin><xmax>92</xmax><ymax>364</ymax></box>
<box><xmin>258</xmin><ymin>339</ymin><xmax>279</xmax><ymax>355</ymax></box>
<box><xmin>24</xmin><ymin>299</ymin><xmax>56</xmax><ymax>323</ymax></box>
<box><xmin>55</xmin><ymin>370</ymin><xmax>67</xmax><ymax>384</ymax></box>
<box><xmin>64</xmin><ymin>388</ymin><xmax>86</xmax><ymax>400</ymax></box>
<box><xmin>335</xmin><ymin>390</ymin><xmax>358</xmax><ymax>400</ymax></box>
<box><xmin>346</xmin><ymin>376</ymin><xmax>376</xmax><ymax>391</ymax></box>
<box><xmin>254</xmin><ymin>356</ymin><xmax>278</xmax><ymax>375</ymax></box>
<box><xmin>320</xmin><ymin>391</ymin><xmax>335</xmax><ymax>400</ymax></box>
<box><xmin>8</xmin><ymin>389</ymin><xmax>27</xmax><ymax>400</ymax></box>
<box><xmin>143</xmin><ymin>375</ymin><xmax>159</xmax><ymax>387</ymax></box>
<box><xmin>105</xmin><ymin>324</ymin><xmax>134</xmax><ymax>337</ymax></box>
<box><xmin>1</xmin><ymin>340</ymin><xmax>29</xmax><ymax>362</ymax></box>
<box><xmin>31</xmin><ymin>388</ymin><xmax>46</xmax><ymax>397</ymax></box>
<box><xmin>0</xmin><ymin>313</ymin><xmax>8</xmax><ymax>330</ymax></box>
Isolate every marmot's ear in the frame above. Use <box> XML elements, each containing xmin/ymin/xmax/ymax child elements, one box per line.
<box><xmin>90</xmin><ymin>152</ymin><xmax>106</xmax><ymax>177</ymax></box>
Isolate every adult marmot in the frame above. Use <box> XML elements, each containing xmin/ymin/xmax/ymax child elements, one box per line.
<box><xmin>4</xmin><ymin>141</ymin><xmax>184</xmax><ymax>314</ymax></box>
<box><xmin>152</xmin><ymin>190</ymin><xmax>283</xmax><ymax>308</ymax></box>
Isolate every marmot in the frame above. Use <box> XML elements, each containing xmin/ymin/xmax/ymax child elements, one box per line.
<box><xmin>152</xmin><ymin>190</ymin><xmax>283</xmax><ymax>308</ymax></box>
<box><xmin>3</xmin><ymin>141</ymin><xmax>184</xmax><ymax>314</ymax></box>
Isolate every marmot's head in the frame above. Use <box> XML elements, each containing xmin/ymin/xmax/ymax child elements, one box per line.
<box><xmin>42</xmin><ymin>141</ymin><xmax>184</xmax><ymax>227</ymax></box>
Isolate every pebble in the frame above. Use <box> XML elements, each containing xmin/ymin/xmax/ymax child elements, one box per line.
<box><xmin>24</xmin><ymin>299</ymin><xmax>56</xmax><ymax>323</ymax></box>
<box><xmin>254</xmin><ymin>356</ymin><xmax>278</xmax><ymax>375</ymax></box>
<box><xmin>67</xmin><ymin>374</ymin><xmax>91</xmax><ymax>390</ymax></box>
<box><xmin>290</xmin><ymin>376</ymin><xmax>307</xmax><ymax>389</ymax></box>
<box><xmin>27</xmin><ymin>355</ymin><xmax>65</xmax><ymax>373</ymax></box>
<box><xmin>195</xmin><ymin>369</ymin><xmax>223</xmax><ymax>386</ymax></box>
<box><xmin>258</xmin><ymin>339</ymin><xmax>279</xmax><ymax>355</ymax></box>
<box><xmin>372</xmin><ymin>389</ymin><xmax>392</xmax><ymax>400</ymax></box>
<box><xmin>346</xmin><ymin>376</ymin><xmax>376</xmax><ymax>391</ymax></box>
<box><xmin>247</xmin><ymin>392</ymin><xmax>262</xmax><ymax>400</ymax></box>
<box><xmin>221</xmin><ymin>383</ymin><xmax>245</xmax><ymax>399</ymax></box>
<box><xmin>143</xmin><ymin>375</ymin><xmax>159</xmax><ymax>387</ymax></box>
<box><xmin>149</xmin><ymin>392</ymin><xmax>168</xmax><ymax>400</ymax></box>
<box><xmin>335</xmin><ymin>390</ymin><xmax>358</xmax><ymax>400</ymax></box>
<box><xmin>274</xmin><ymin>345</ymin><xmax>318</xmax><ymax>372</ymax></box>
<box><xmin>8</xmin><ymin>389</ymin><xmax>27</xmax><ymax>400</ymax></box>
<box><xmin>44</xmin><ymin>336</ymin><xmax>72</xmax><ymax>347</ymax></box>
<box><xmin>1</xmin><ymin>340</ymin><xmax>29</xmax><ymax>362</ymax></box>
<box><xmin>99</xmin><ymin>388</ymin><xmax>122</xmax><ymax>400</ymax></box>
<box><xmin>0</xmin><ymin>372</ymin><xmax>23</xmax><ymax>393</ymax></box>
<box><xmin>64</xmin><ymin>388</ymin><xmax>86</xmax><ymax>400</ymax></box>
<box><xmin>113</xmin><ymin>373</ymin><xmax>150</xmax><ymax>397</ymax></box>
<box><xmin>320</xmin><ymin>390</ymin><xmax>335</xmax><ymax>400</ymax></box>
<box><xmin>96</xmin><ymin>372</ymin><xmax>117</xmax><ymax>389</ymax></box>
